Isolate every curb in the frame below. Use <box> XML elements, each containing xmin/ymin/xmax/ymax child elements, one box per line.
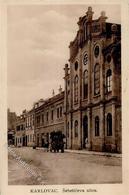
<box><xmin>64</xmin><ymin>149</ymin><xmax>122</xmax><ymax>158</ymax></box>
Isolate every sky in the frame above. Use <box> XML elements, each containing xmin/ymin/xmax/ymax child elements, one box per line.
<box><xmin>7</xmin><ymin>4</ymin><xmax>121</xmax><ymax>115</ymax></box>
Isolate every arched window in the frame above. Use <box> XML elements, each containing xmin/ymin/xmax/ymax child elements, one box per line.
<box><xmin>84</xmin><ymin>23</ymin><xmax>87</xmax><ymax>40</ymax></box>
<box><xmin>67</xmin><ymin>122</ymin><xmax>69</xmax><ymax>137</ymax></box>
<box><xmin>75</xmin><ymin>61</ymin><xmax>78</xmax><ymax>70</ymax></box>
<box><xmin>74</xmin><ymin>120</ymin><xmax>78</xmax><ymax>137</ymax></box>
<box><xmin>74</xmin><ymin>75</ymin><xmax>78</xmax><ymax>104</ymax></box>
<box><xmin>83</xmin><ymin>70</ymin><xmax>88</xmax><ymax>99</ymax></box>
<box><xmin>107</xmin><ymin>113</ymin><xmax>112</xmax><ymax>136</ymax></box>
<box><xmin>106</xmin><ymin>69</ymin><xmax>112</xmax><ymax>93</ymax></box>
<box><xmin>95</xmin><ymin>116</ymin><xmax>99</xmax><ymax>136</ymax></box>
<box><xmin>94</xmin><ymin>63</ymin><xmax>100</xmax><ymax>95</ymax></box>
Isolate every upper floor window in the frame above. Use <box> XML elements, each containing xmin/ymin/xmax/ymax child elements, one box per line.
<box><xmin>94</xmin><ymin>45</ymin><xmax>100</xmax><ymax>58</ymax></box>
<box><xmin>106</xmin><ymin>69</ymin><xmax>112</xmax><ymax>93</ymax></box>
<box><xmin>21</xmin><ymin>124</ymin><xmax>23</xmax><ymax>130</ymax></box>
<box><xmin>94</xmin><ymin>63</ymin><xmax>100</xmax><ymax>95</ymax></box>
<box><xmin>57</xmin><ymin>108</ymin><xmax>59</xmax><ymax>118</ymax></box>
<box><xmin>42</xmin><ymin>114</ymin><xmax>44</xmax><ymax>124</ymax></box>
<box><xmin>36</xmin><ymin>115</ymin><xmax>40</xmax><ymax>125</ymax></box>
<box><xmin>74</xmin><ymin>75</ymin><xmax>79</xmax><ymax>104</ymax></box>
<box><xmin>74</xmin><ymin>120</ymin><xmax>78</xmax><ymax>137</ymax></box>
<box><xmin>60</xmin><ymin>107</ymin><xmax>62</xmax><ymax>117</ymax></box>
<box><xmin>75</xmin><ymin>61</ymin><xmax>78</xmax><ymax>71</ymax></box>
<box><xmin>46</xmin><ymin>112</ymin><xmax>49</xmax><ymax>121</ymax></box>
<box><xmin>83</xmin><ymin>70</ymin><xmax>88</xmax><ymax>99</ymax></box>
<box><xmin>83</xmin><ymin>53</ymin><xmax>88</xmax><ymax>65</ymax></box>
<box><xmin>51</xmin><ymin>110</ymin><xmax>53</xmax><ymax>120</ymax></box>
<box><xmin>95</xmin><ymin>116</ymin><xmax>99</xmax><ymax>136</ymax></box>
<box><xmin>84</xmin><ymin>23</ymin><xmax>87</xmax><ymax>40</ymax></box>
<box><xmin>16</xmin><ymin>125</ymin><xmax>20</xmax><ymax>131</ymax></box>
<box><xmin>107</xmin><ymin>113</ymin><xmax>112</xmax><ymax>136</ymax></box>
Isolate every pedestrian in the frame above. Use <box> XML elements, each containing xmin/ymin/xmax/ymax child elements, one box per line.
<box><xmin>45</xmin><ymin>141</ymin><xmax>49</xmax><ymax>152</ymax></box>
<box><xmin>85</xmin><ymin>137</ymin><xmax>88</xmax><ymax>148</ymax></box>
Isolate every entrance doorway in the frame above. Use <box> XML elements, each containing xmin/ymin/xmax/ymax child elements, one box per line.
<box><xmin>41</xmin><ymin>138</ymin><xmax>44</xmax><ymax>147</ymax></box>
<box><xmin>83</xmin><ymin>116</ymin><xmax>88</xmax><ymax>148</ymax></box>
<box><xmin>22</xmin><ymin>136</ymin><xmax>27</xmax><ymax>146</ymax></box>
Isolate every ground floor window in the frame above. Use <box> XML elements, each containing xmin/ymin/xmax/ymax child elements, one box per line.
<box><xmin>74</xmin><ymin>120</ymin><xmax>78</xmax><ymax>137</ymax></box>
<box><xmin>95</xmin><ymin>116</ymin><xmax>99</xmax><ymax>136</ymax></box>
<box><xmin>107</xmin><ymin>113</ymin><xmax>112</xmax><ymax>136</ymax></box>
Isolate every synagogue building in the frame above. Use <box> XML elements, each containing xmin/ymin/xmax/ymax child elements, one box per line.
<box><xmin>64</xmin><ymin>7</ymin><xmax>121</xmax><ymax>152</ymax></box>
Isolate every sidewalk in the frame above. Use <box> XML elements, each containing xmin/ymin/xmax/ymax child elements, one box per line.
<box><xmin>65</xmin><ymin>149</ymin><xmax>122</xmax><ymax>158</ymax></box>
<box><xmin>35</xmin><ymin>147</ymin><xmax>122</xmax><ymax>158</ymax></box>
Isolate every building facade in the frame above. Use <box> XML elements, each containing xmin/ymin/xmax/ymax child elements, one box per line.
<box><xmin>15</xmin><ymin>110</ymin><xmax>26</xmax><ymax>147</ymax></box>
<box><xmin>25</xmin><ymin>109</ymin><xmax>35</xmax><ymax>147</ymax></box>
<box><xmin>7</xmin><ymin>109</ymin><xmax>17</xmax><ymax>145</ymax></box>
<box><xmin>64</xmin><ymin>7</ymin><xmax>121</xmax><ymax>152</ymax></box>
<box><xmin>15</xmin><ymin>109</ymin><xmax>35</xmax><ymax>147</ymax></box>
<box><xmin>34</xmin><ymin>89</ymin><xmax>65</xmax><ymax>147</ymax></box>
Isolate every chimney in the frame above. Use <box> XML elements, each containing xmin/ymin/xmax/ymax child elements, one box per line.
<box><xmin>86</xmin><ymin>6</ymin><xmax>94</xmax><ymax>21</ymax></box>
<box><xmin>52</xmin><ymin>89</ymin><xmax>55</xmax><ymax>96</ymax></box>
<box><xmin>59</xmin><ymin>85</ymin><xmax>62</xmax><ymax>94</ymax></box>
<box><xmin>99</xmin><ymin>11</ymin><xmax>108</xmax><ymax>22</ymax></box>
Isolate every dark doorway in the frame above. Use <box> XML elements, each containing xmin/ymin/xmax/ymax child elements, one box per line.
<box><xmin>83</xmin><ymin>116</ymin><xmax>88</xmax><ymax>148</ymax></box>
<box><xmin>37</xmin><ymin>136</ymin><xmax>39</xmax><ymax>147</ymax></box>
<box><xmin>46</xmin><ymin>133</ymin><xmax>49</xmax><ymax>142</ymax></box>
<box><xmin>42</xmin><ymin>138</ymin><xmax>44</xmax><ymax>147</ymax></box>
<box><xmin>23</xmin><ymin>136</ymin><xmax>26</xmax><ymax>146</ymax></box>
<box><xmin>25</xmin><ymin>135</ymin><xmax>27</xmax><ymax>146</ymax></box>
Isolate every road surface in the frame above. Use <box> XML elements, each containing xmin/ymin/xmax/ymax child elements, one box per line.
<box><xmin>8</xmin><ymin>147</ymin><xmax>122</xmax><ymax>185</ymax></box>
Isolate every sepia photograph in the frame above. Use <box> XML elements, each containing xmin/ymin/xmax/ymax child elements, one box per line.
<box><xmin>7</xmin><ymin>3</ymin><xmax>122</xmax><ymax>186</ymax></box>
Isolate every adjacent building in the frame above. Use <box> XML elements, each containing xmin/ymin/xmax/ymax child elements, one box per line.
<box><xmin>64</xmin><ymin>7</ymin><xmax>121</xmax><ymax>152</ymax></box>
<box><xmin>25</xmin><ymin>109</ymin><xmax>35</xmax><ymax>147</ymax></box>
<box><xmin>34</xmin><ymin>88</ymin><xmax>65</xmax><ymax>147</ymax></box>
<box><xmin>7</xmin><ymin>109</ymin><xmax>17</xmax><ymax>145</ymax></box>
<box><xmin>15</xmin><ymin>110</ymin><xmax>26</xmax><ymax>147</ymax></box>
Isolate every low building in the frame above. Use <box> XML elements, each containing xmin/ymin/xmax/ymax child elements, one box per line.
<box><xmin>15</xmin><ymin>110</ymin><xmax>26</xmax><ymax>147</ymax></box>
<box><xmin>34</xmin><ymin>88</ymin><xmax>65</xmax><ymax>147</ymax></box>
<box><xmin>25</xmin><ymin>109</ymin><xmax>35</xmax><ymax>147</ymax></box>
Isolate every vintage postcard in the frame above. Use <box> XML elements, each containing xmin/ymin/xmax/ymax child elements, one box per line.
<box><xmin>0</xmin><ymin>0</ymin><xmax>129</xmax><ymax>195</ymax></box>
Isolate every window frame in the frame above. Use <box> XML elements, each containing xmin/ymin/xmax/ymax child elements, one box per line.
<box><xmin>95</xmin><ymin>116</ymin><xmax>99</xmax><ymax>136</ymax></box>
<box><xmin>94</xmin><ymin>63</ymin><xmax>100</xmax><ymax>95</ymax></box>
<box><xmin>51</xmin><ymin>110</ymin><xmax>53</xmax><ymax>120</ymax></box>
<box><xmin>83</xmin><ymin>70</ymin><xmax>88</xmax><ymax>99</ymax></box>
<box><xmin>57</xmin><ymin>108</ymin><xmax>59</xmax><ymax>118</ymax></box>
<box><xmin>74</xmin><ymin>120</ymin><xmax>78</xmax><ymax>137</ymax></box>
<box><xmin>107</xmin><ymin>113</ymin><xmax>112</xmax><ymax>136</ymax></box>
<box><xmin>106</xmin><ymin>69</ymin><xmax>112</xmax><ymax>93</ymax></box>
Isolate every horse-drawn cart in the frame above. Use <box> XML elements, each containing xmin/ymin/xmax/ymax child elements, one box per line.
<box><xmin>50</xmin><ymin>131</ymin><xmax>65</xmax><ymax>153</ymax></box>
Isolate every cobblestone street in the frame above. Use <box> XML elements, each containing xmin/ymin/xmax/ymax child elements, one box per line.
<box><xmin>8</xmin><ymin>147</ymin><xmax>122</xmax><ymax>185</ymax></box>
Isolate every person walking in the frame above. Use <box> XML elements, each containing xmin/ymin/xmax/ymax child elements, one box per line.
<box><xmin>85</xmin><ymin>137</ymin><xmax>88</xmax><ymax>148</ymax></box>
